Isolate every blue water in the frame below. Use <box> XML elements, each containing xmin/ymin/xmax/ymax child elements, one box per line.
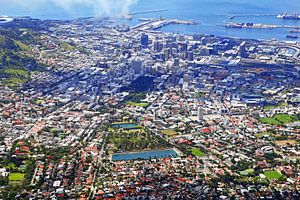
<box><xmin>112</xmin><ymin>123</ymin><xmax>138</xmax><ymax>129</ymax></box>
<box><xmin>1</xmin><ymin>0</ymin><xmax>300</xmax><ymax>40</ymax></box>
<box><xmin>112</xmin><ymin>149</ymin><xmax>178</xmax><ymax>161</ymax></box>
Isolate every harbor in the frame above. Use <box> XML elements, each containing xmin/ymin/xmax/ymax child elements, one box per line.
<box><xmin>229</xmin><ymin>13</ymin><xmax>300</xmax><ymax>20</ymax></box>
<box><xmin>131</xmin><ymin>18</ymin><xmax>198</xmax><ymax>31</ymax></box>
<box><xmin>229</xmin><ymin>14</ymin><xmax>277</xmax><ymax>20</ymax></box>
<box><xmin>128</xmin><ymin>9</ymin><xmax>168</xmax><ymax>16</ymax></box>
<box><xmin>277</xmin><ymin>13</ymin><xmax>300</xmax><ymax>20</ymax></box>
<box><xmin>222</xmin><ymin>22</ymin><xmax>300</xmax><ymax>30</ymax></box>
<box><xmin>122</xmin><ymin>9</ymin><xmax>168</xmax><ymax>20</ymax></box>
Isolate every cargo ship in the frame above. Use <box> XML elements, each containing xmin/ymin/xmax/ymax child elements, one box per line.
<box><xmin>223</xmin><ymin>22</ymin><xmax>278</xmax><ymax>29</ymax></box>
<box><xmin>286</xmin><ymin>35</ymin><xmax>298</xmax><ymax>39</ymax></box>
<box><xmin>277</xmin><ymin>13</ymin><xmax>300</xmax><ymax>20</ymax></box>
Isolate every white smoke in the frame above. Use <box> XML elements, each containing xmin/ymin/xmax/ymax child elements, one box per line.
<box><xmin>3</xmin><ymin>0</ymin><xmax>138</xmax><ymax>17</ymax></box>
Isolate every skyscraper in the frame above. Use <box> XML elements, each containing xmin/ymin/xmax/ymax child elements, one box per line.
<box><xmin>141</xmin><ymin>33</ymin><xmax>149</xmax><ymax>48</ymax></box>
<box><xmin>198</xmin><ymin>107</ymin><xmax>204</xmax><ymax>121</ymax></box>
<box><xmin>187</xmin><ymin>51</ymin><xmax>194</xmax><ymax>61</ymax></box>
<box><xmin>239</xmin><ymin>41</ymin><xmax>246</xmax><ymax>58</ymax></box>
<box><xmin>131</xmin><ymin>60</ymin><xmax>143</xmax><ymax>74</ymax></box>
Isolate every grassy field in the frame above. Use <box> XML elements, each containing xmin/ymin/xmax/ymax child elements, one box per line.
<box><xmin>35</xmin><ymin>99</ymin><xmax>45</xmax><ymax>104</ymax></box>
<box><xmin>255</xmin><ymin>132</ymin><xmax>273</xmax><ymax>138</ymax></box>
<box><xmin>13</xmin><ymin>39</ymin><xmax>30</xmax><ymax>51</ymax></box>
<box><xmin>263</xmin><ymin>103</ymin><xmax>288</xmax><ymax>111</ymax></box>
<box><xmin>107</xmin><ymin>128</ymin><xmax>170</xmax><ymax>153</ymax></box>
<box><xmin>193</xmin><ymin>92</ymin><xmax>206</xmax><ymax>98</ymax></box>
<box><xmin>190</xmin><ymin>148</ymin><xmax>206</xmax><ymax>157</ymax></box>
<box><xmin>260</xmin><ymin>114</ymin><xmax>300</xmax><ymax>126</ymax></box>
<box><xmin>9</xmin><ymin>173</ymin><xmax>25</xmax><ymax>183</ymax></box>
<box><xmin>0</xmin><ymin>68</ymin><xmax>29</xmax><ymax>87</ymax></box>
<box><xmin>1</xmin><ymin>68</ymin><xmax>29</xmax><ymax>77</ymax></box>
<box><xmin>4</xmin><ymin>77</ymin><xmax>26</xmax><ymax>87</ymax></box>
<box><xmin>161</xmin><ymin>129</ymin><xmax>178</xmax><ymax>137</ymax></box>
<box><xmin>275</xmin><ymin>114</ymin><xmax>297</xmax><ymax>124</ymax></box>
<box><xmin>260</xmin><ymin>117</ymin><xmax>281</xmax><ymax>126</ymax></box>
<box><xmin>126</xmin><ymin>101</ymin><xmax>149</xmax><ymax>108</ymax></box>
<box><xmin>263</xmin><ymin>171</ymin><xmax>282</xmax><ymax>180</ymax></box>
<box><xmin>5</xmin><ymin>163</ymin><xmax>17</xmax><ymax>170</ymax></box>
<box><xmin>240</xmin><ymin>169</ymin><xmax>254</xmax><ymax>176</ymax></box>
<box><xmin>60</xmin><ymin>41</ymin><xmax>76</xmax><ymax>51</ymax></box>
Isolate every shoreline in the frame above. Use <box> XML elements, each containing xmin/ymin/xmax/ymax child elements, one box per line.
<box><xmin>1</xmin><ymin>15</ymin><xmax>299</xmax><ymax>43</ymax></box>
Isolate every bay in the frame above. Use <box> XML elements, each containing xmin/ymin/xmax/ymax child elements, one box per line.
<box><xmin>1</xmin><ymin>0</ymin><xmax>300</xmax><ymax>40</ymax></box>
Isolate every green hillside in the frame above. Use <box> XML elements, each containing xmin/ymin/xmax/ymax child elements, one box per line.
<box><xmin>0</xmin><ymin>29</ymin><xmax>39</xmax><ymax>87</ymax></box>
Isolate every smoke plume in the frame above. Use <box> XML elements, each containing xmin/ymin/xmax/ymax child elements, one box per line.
<box><xmin>3</xmin><ymin>0</ymin><xmax>138</xmax><ymax>17</ymax></box>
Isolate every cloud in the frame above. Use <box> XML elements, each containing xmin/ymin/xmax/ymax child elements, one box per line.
<box><xmin>3</xmin><ymin>0</ymin><xmax>138</xmax><ymax>17</ymax></box>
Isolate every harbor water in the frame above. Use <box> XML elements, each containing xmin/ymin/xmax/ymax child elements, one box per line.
<box><xmin>1</xmin><ymin>0</ymin><xmax>300</xmax><ymax>40</ymax></box>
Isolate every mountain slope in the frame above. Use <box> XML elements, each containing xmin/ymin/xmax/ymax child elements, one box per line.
<box><xmin>0</xmin><ymin>29</ymin><xmax>40</xmax><ymax>87</ymax></box>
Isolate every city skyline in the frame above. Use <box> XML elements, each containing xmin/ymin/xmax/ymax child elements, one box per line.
<box><xmin>0</xmin><ymin>1</ymin><xmax>300</xmax><ymax>199</ymax></box>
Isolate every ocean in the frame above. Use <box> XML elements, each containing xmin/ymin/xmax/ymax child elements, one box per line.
<box><xmin>1</xmin><ymin>0</ymin><xmax>300</xmax><ymax>40</ymax></box>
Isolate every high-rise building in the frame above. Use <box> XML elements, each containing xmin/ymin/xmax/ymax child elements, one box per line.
<box><xmin>153</xmin><ymin>41</ymin><xmax>163</xmax><ymax>52</ymax></box>
<box><xmin>141</xmin><ymin>33</ymin><xmax>149</xmax><ymax>48</ymax></box>
<box><xmin>131</xmin><ymin>60</ymin><xmax>143</xmax><ymax>74</ymax></box>
<box><xmin>178</xmin><ymin>42</ymin><xmax>188</xmax><ymax>53</ymax></box>
<box><xmin>239</xmin><ymin>41</ymin><xmax>246</xmax><ymax>58</ymax></box>
<box><xmin>163</xmin><ymin>48</ymin><xmax>170</xmax><ymax>61</ymax></box>
<box><xmin>199</xmin><ymin>48</ymin><xmax>210</xmax><ymax>56</ymax></box>
<box><xmin>173</xmin><ymin>58</ymin><xmax>180</xmax><ymax>67</ymax></box>
<box><xmin>187</xmin><ymin>51</ymin><xmax>194</xmax><ymax>61</ymax></box>
<box><xmin>198</xmin><ymin>107</ymin><xmax>204</xmax><ymax>121</ymax></box>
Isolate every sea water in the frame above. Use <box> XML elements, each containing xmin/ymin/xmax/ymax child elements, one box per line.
<box><xmin>1</xmin><ymin>0</ymin><xmax>300</xmax><ymax>40</ymax></box>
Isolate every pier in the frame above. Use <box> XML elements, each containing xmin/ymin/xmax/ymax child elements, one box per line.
<box><xmin>221</xmin><ymin>22</ymin><xmax>300</xmax><ymax>30</ymax></box>
<box><xmin>128</xmin><ymin>9</ymin><xmax>168</xmax><ymax>16</ymax></box>
<box><xmin>131</xmin><ymin>18</ymin><xmax>198</xmax><ymax>31</ymax></box>
<box><xmin>229</xmin><ymin>14</ymin><xmax>277</xmax><ymax>20</ymax></box>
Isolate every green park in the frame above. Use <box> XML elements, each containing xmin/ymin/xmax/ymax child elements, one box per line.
<box><xmin>260</xmin><ymin>114</ymin><xmax>300</xmax><ymax>126</ymax></box>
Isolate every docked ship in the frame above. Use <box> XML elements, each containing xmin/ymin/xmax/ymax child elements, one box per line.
<box><xmin>277</xmin><ymin>13</ymin><xmax>300</xmax><ymax>20</ymax></box>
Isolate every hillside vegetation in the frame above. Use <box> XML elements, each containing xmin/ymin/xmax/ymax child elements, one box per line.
<box><xmin>0</xmin><ymin>29</ymin><xmax>40</xmax><ymax>87</ymax></box>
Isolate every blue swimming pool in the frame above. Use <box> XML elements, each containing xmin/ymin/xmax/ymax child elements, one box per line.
<box><xmin>112</xmin><ymin>149</ymin><xmax>178</xmax><ymax>161</ymax></box>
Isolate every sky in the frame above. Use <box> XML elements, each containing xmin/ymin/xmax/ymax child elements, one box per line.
<box><xmin>0</xmin><ymin>0</ymin><xmax>138</xmax><ymax>17</ymax></box>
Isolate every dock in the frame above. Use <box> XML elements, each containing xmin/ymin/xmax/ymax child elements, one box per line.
<box><xmin>229</xmin><ymin>14</ymin><xmax>277</xmax><ymax>20</ymax></box>
<box><xmin>128</xmin><ymin>9</ymin><xmax>168</xmax><ymax>16</ymax></box>
<box><xmin>221</xmin><ymin>22</ymin><xmax>300</xmax><ymax>30</ymax></box>
<box><xmin>131</xmin><ymin>18</ymin><xmax>198</xmax><ymax>31</ymax></box>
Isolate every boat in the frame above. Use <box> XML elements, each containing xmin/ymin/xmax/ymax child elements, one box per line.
<box><xmin>286</xmin><ymin>35</ymin><xmax>298</xmax><ymax>39</ymax></box>
<box><xmin>289</xmin><ymin>29</ymin><xmax>300</xmax><ymax>33</ymax></box>
<box><xmin>277</xmin><ymin>13</ymin><xmax>300</xmax><ymax>20</ymax></box>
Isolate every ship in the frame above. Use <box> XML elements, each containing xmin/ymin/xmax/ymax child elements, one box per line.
<box><xmin>286</xmin><ymin>35</ymin><xmax>298</xmax><ymax>39</ymax></box>
<box><xmin>289</xmin><ymin>28</ymin><xmax>300</xmax><ymax>33</ymax></box>
<box><xmin>277</xmin><ymin>13</ymin><xmax>300</xmax><ymax>20</ymax></box>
